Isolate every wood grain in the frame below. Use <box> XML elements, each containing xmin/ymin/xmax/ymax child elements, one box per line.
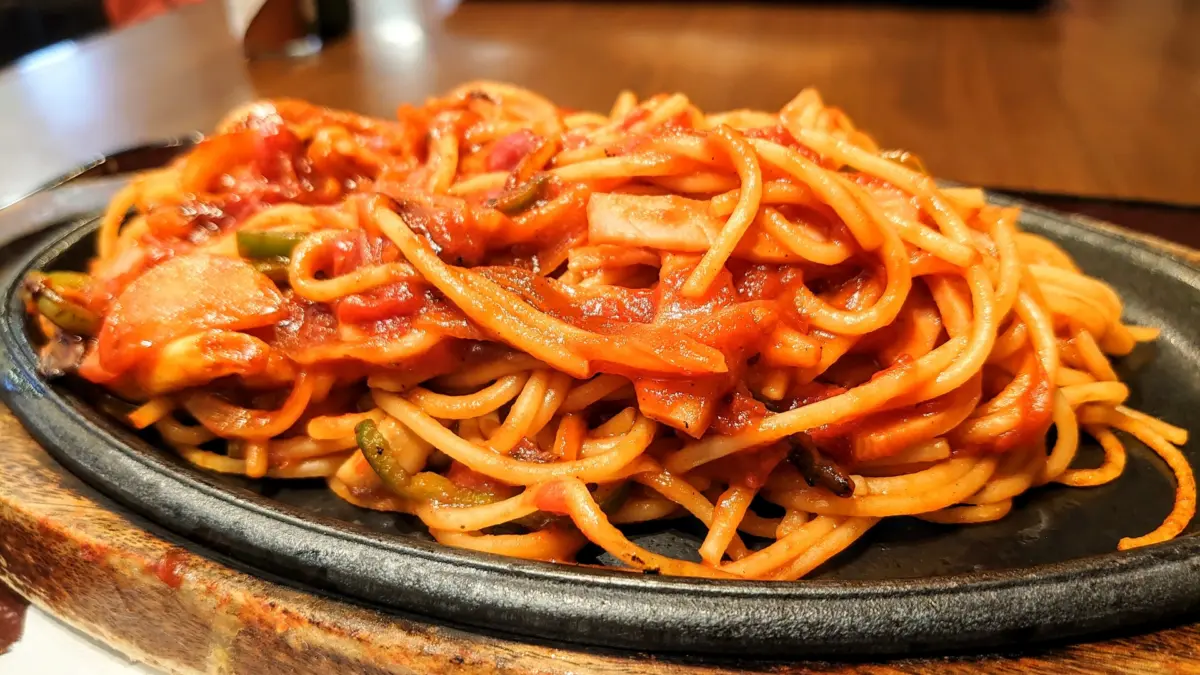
<box><xmin>1</xmin><ymin>399</ymin><xmax>1198</xmax><ymax>675</ymax></box>
<box><xmin>1</xmin><ymin>0</ymin><xmax>1198</xmax><ymax>208</ymax></box>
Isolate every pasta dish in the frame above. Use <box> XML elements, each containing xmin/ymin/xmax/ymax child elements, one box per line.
<box><xmin>23</xmin><ymin>83</ymin><xmax>1194</xmax><ymax>579</ymax></box>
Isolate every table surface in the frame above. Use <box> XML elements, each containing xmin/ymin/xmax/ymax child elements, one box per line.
<box><xmin>0</xmin><ymin>1</ymin><xmax>1198</xmax><ymax>672</ymax></box>
<box><xmin>0</xmin><ymin>0</ymin><xmax>1198</xmax><ymax>209</ymax></box>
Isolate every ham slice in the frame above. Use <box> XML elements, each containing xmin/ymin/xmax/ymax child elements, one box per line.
<box><xmin>96</xmin><ymin>254</ymin><xmax>287</xmax><ymax>377</ymax></box>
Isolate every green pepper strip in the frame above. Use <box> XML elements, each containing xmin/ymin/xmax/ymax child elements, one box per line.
<box><xmin>251</xmin><ymin>257</ymin><xmax>291</xmax><ymax>282</ymax></box>
<box><xmin>236</xmin><ymin>231</ymin><xmax>309</xmax><ymax>259</ymax></box>
<box><xmin>488</xmin><ymin>173</ymin><xmax>548</xmax><ymax>215</ymax></box>
<box><xmin>356</xmin><ymin>419</ymin><xmax>411</xmax><ymax>493</ymax></box>
<box><xmin>33</xmin><ymin>285</ymin><xmax>101</xmax><ymax>336</ymax></box>
<box><xmin>355</xmin><ymin>420</ymin><xmax>497</xmax><ymax>506</ymax></box>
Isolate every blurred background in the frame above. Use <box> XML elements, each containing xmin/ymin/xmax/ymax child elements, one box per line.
<box><xmin>0</xmin><ymin>0</ymin><xmax>1195</xmax><ymax>219</ymax></box>
<box><xmin>3</xmin><ymin>0</ymin><xmax>1054</xmax><ymax>68</ymax></box>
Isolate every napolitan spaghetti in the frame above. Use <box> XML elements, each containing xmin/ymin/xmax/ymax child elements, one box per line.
<box><xmin>23</xmin><ymin>83</ymin><xmax>1195</xmax><ymax>579</ymax></box>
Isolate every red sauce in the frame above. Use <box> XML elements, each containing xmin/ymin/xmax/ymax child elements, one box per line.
<box><xmin>869</xmin><ymin>353</ymin><xmax>914</xmax><ymax>382</ymax></box>
<box><xmin>779</xmin><ymin>382</ymin><xmax>857</xmax><ymax>459</ymax></box>
<box><xmin>561</xmin><ymin>130</ymin><xmax>591</xmax><ymax>151</ymax></box>
<box><xmin>533</xmin><ymin>481</ymin><xmax>571</xmax><ymax>515</ymax></box>
<box><xmin>335</xmin><ymin>283</ymin><xmax>424</xmax><ymax>324</ymax></box>
<box><xmin>986</xmin><ymin>359</ymin><xmax>1054</xmax><ymax>453</ymax></box>
<box><xmin>0</xmin><ymin>582</ymin><xmax>28</xmax><ymax>654</ymax></box>
<box><xmin>147</xmin><ymin>549</ymin><xmax>189</xmax><ymax>590</ymax></box>
<box><xmin>509</xmin><ymin>437</ymin><xmax>557</xmax><ymax>464</ymax></box>
<box><xmin>447</xmin><ymin>461</ymin><xmax>504</xmax><ymax>492</ymax></box>
<box><xmin>327</xmin><ymin>230</ymin><xmax>402</xmax><ymax>276</ymax></box>
<box><xmin>79</xmin><ymin>542</ymin><xmax>109</xmax><ymax>565</ymax></box>
<box><xmin>736</xmin><ymin>444</ymin><xmax>790</xmax><ymax>489</ymax></box>
<box><xmin>729</xmin><ymin>262</ymin><xmax>809</xmax><ymax>307</ymax></box>
<box><xmin>711</xmin><ymin>386</ymin><xmax>770</xmax><ymax>436</ymax></box>
<box><xmin>393</xmin><ymin>195</ymin><xmax>491</xmax><ymax>266</ymax></box>
<box><xmin>666</xmin><ymin>112</ymin><xmax>694</xmax><ymax>129</ymax></box>
<box><xmin>617</xmin><ymin>107</ymin><xmax>651</xmax><ymax>131</ymax></box>
<box><xmin>743</xmin><ymin>125</ymin><xmax>821</xmax><ymax>162</ymax></box>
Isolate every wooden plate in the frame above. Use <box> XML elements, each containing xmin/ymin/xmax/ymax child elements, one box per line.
<box><xmin>2</xmin><ymin>195</ymin><xmax>1198</xmax><ymax>657</ymax></box>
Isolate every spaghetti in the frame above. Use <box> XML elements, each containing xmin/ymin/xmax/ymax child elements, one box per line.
<box><xmin>24</xmin><ymin>83</ymin><xmax>1195</xmax><ymax>579</ymax></box>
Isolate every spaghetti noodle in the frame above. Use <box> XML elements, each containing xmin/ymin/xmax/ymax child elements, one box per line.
<box><xmin>24</xmin><ymin>83</ymin><xmax>1194</xmax><ymax>579</ymax></box>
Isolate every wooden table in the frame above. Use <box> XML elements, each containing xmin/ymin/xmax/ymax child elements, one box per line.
<box><xmin>0</xmin><ymin>0</ymin><xmax>1198</xmax><ymax>209</ymax></box>
<box><xmin>0</xmin><ymin>1</ymin><xmax>1198</xmax><ymax>672</ymax></box>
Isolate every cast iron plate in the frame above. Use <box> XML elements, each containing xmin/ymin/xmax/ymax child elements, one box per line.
<box><xmin>1</xmin><ymin>192</ymin><xmax>1199</xmax><ymax>657</ymax></box>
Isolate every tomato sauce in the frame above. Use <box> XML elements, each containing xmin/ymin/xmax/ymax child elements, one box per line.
<box><xmin>743</xmin><ymin>125</ymin><xmax>821</xmax><ymax>162</ymax></box>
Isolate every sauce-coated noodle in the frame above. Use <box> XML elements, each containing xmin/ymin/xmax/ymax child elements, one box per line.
<box><xmin>25</xmin><ymin>83</ymin><xmax>1193</xmax><ymax>579</ymax></box>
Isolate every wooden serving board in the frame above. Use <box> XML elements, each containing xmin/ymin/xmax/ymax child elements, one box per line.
<box><xmin>2</xmin><ymin>214</ymin><xmax>1200</xmax><ymax>674</ymax></box>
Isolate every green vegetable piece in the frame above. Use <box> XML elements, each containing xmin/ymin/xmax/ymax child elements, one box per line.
<box><xmin>236</xmin><ymin>231</ymin><xmax>308</xmax><ymax>259</ymax></box>
<box><xmin>34</xmin><ymin>287</ymin><xmax>101</xmax><ymax>336</ymax></box>
<box><xmin>355</xmin><ymin>419</ymin><xmax>412</xmax><ymax>494</ymax></box>
<box><xmin>410</xmin><ymin>473</ymin><xmax>497</xmax><ymax>506</ymax></box>
<box><xmin>251</xmin><ymin>257</ymin><xmax>291</xmax><ymax>282</ymax></box>
<box><xmin>488</xmin><ymin>174</ymin><xmax>548</xmax><ymax>215</ymax></box>
<box><xmin>356</xmin><ymin>420</ymin><xmax>497</xmax><ymax>506</ymax></box>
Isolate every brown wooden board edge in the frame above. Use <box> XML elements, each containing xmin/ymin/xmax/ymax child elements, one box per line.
<box><xmin>2</xmin><ymin>219</ymin><xmax>1200</xmax><ymax>674</ymax></box>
